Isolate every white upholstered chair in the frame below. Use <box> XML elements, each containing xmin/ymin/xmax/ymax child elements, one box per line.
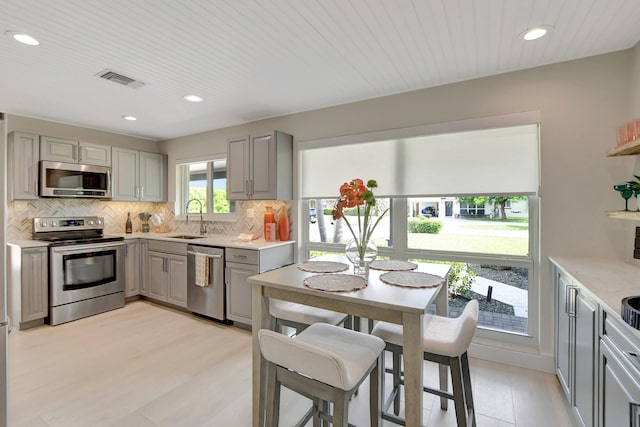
<box><xmin>258</xmin><ymin>323</ymin><xmax>385</xmax><ymax>427</ymax></box>
<box><xmin>371</xmin><ymin>299</ymin><xmax>479</xmax><ymax>427</ymax></box>
<box><xmin>269</xmin><ymin>299</ymin><xmax>351</xmax><ymax>334</ymax></box>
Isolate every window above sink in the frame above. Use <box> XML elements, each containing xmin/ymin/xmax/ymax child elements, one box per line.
<box><xmin>176</xmin><ymin>155</ymin><xmax>236</xmax><ymax>222</ymax></box>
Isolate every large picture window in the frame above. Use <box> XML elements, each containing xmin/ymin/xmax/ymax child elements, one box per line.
<box><xmin>299</xmin><ymin>113</ymin><xmax>539</xmax><ymax>339</ymax></box>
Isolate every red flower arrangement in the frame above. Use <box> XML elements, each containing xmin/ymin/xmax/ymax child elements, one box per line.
<box><xmin>332</xmin><ymin>179</ymin><xmax>389</xmax><ymax>262</ymax></box>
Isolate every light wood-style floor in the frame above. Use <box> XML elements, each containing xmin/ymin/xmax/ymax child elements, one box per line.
<box><xmin>8</xmin><ymin>300</ymin><xmax>576</xmax><ymax>427</ymax></box>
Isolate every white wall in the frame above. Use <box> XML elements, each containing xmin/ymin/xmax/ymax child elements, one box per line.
<box><xmin>161</xmin><ymin>49</ymin><xmax>638</xmax><ymax>362</ymax></box>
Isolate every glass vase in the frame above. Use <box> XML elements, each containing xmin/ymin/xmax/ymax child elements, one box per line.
<box><xmin>345</xmin><ymin>237</ymin><xmax>378</xmax><ymax>276</ymax></box>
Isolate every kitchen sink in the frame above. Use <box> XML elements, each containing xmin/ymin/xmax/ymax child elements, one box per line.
<box><xmin>621</xmin><ymin>296</ymin><xmax>640</xmax><ymax>329</ymax></box>
<box><xmin>170</xmin><ymin>235</ymin><xmax>205</xmax><ymax>240</ymax></box>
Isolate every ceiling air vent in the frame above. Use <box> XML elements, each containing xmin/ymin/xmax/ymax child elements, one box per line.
<box><xmin>95</xmin><ymin>69</ymin><xmax>146</xmax><ymax>89</ymax></box>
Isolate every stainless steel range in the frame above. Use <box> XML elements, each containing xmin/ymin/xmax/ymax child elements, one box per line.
<box><xmin>33</xmin><ymin>216</ymin><xmax>125</xmax><ymax>325</ymax></box>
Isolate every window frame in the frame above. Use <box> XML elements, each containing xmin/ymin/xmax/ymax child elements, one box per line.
<box><xmin>301</xmin><ymin>196</ymin><xmax>539</xmax><ymax>346</ymax></box>
<box><xmin>296</xmin><ymin>112</ymin><xmax>542</xmax><ymax>353</ymax></box>
<box><xmin>175</xmin><ymin>154</ymin><xmax>236</xmax><ymax>222</ymax></box>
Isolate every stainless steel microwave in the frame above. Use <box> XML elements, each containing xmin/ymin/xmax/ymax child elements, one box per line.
<box><xmin>39</xmin><ymin>161</ymin><xmax>112</xmax><ymax>198</ymax></box>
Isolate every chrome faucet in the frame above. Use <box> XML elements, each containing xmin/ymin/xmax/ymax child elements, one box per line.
<box><xmin>186</xmin><ymin>199</ymin><xmax>206</xmax><ymax>235</ymax></box>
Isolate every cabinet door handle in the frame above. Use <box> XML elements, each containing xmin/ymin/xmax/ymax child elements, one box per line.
<box><xmin>140</xmin><ymin>186</ymin><xmax>144</xmax><ymax>199</ymax></box>
<box><xmin>631</xmin><ymin>402</ymin><xmax>640</xmax><ymax>427</ymax></box>
<box><xmin>245</xmin><ymin>179</ymin><xmax>250</xmax><ymax>196</ymax></box>
<box><xmin>568</xmin><ymin>286</ymin><xmax>577</xmax><ymax>318</ymax></box>
<box><xmin>73</xmin><ymin>145</ymin><xmax>78</xmax><ymax>161</ymax></box>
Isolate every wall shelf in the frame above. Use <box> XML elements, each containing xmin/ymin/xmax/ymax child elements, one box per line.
<box><xmin>606</xmin><ymin>138</ymin><xmax>640</xmax><ymax>156</ymax></box>
<box><xmin>605</xmin><ymin>210</ymin><xmax>640</xmax><ymax>220</ymax></box>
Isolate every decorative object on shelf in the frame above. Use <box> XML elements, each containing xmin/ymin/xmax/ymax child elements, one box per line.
<box><xmin>303</xmin><ymin>274</ymin><xmax>367</xmax><ymax>292</ymax></box>
<box><xmin>616</xmin><ymin>118</ymin><xmax>640</xmax><ymax>146</ymax></box>
<box><xmin>263</xmin><ymin>206</ymin><xmax>276</xmax><ymax>241</ymax></box>
<box><xmin>614</xmin><ymin>176</ymin><xmax>640</xmax><ymax>211</ymax></box>
<box><xmin>613</xmin><ymin>184</ymin><xmax>634</xmax><ymax>211</ymax></box>
<box><xmin>278</xmin><ymin>206</ymin><xmax>290</xmax><ymax>241</ymax></box>
<box><xmin>332</xmin><ymin>178</ymin><xmax>389</xmax><ymax>276</ymax></box>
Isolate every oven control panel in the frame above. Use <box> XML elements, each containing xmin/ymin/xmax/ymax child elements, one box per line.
<box><xmin>33</xmin><ymin>216</ymin><xmax>104</xmax><ymax>233</ymax></box>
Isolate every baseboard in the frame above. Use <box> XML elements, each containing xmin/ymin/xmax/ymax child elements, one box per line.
<box><xmin>468</xmin><ymin>341</ymin><xmax>556</xmax><ymax>373</ymax></box>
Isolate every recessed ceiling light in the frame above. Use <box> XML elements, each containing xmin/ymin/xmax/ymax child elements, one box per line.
<box><xmin>5</xmin><ymin>31</ymin><xmax>39</xmax><ymax>46</ymax></box>
<box><xmin>522</xmin><ymin>25</ymin><xmax>553</xmax><ymax>41</ymax></box>
<box><xmin>183</xmin><ymin>94</ymin><xmax>204</xmax><ymax>103</ymax></box>
<box><xmin>122</xmin><ymin>116</ymin><xmax>137</xmax><ymax>121</ymax></box>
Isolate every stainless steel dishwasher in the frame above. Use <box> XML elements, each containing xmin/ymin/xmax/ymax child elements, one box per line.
<box><xmin>186</xmin><ymin>245</ymin><xmax>227</xmax><ymax>322</ymax></box>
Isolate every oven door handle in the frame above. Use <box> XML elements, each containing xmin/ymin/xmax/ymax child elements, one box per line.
<box><xmin>51</xmin><ymin>242</ymin><xmax>125</xmax><ymax>254</ymax></box>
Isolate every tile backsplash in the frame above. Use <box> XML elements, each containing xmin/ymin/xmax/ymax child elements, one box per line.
<box><xmin>7</xmin><ymin>198</ymin><xmax>292</xmax><ymax>240</ymax></box>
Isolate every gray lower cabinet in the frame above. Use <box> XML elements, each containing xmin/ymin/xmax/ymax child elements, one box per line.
<box><xmin>140</xmin><ymin>239</ymin><xmax>149</xmax><ymax>296</ymax></box>
<box><xmin>555</xmin><ymin>269</ymin><xmax>596</xmax><ymax>427</ymax></box>
<box><xmin>124</xmin><ymin>239</ymin><xmax>140</xmax><ymax>297</ymax></box>
<box><xmin>145</xmin><ymin>241</ymin><xmax>187</xmax><ymax>308</ymax></box>
<box><xmin>225</xmin><ymin>260</ymin><xmax>258</xmax><ymax>324</ymax></box>
<box><xmin>225</xmin><ymin>244</ymin><xmax>294</xmax><ymax>326</ymax></box>
<box><xmin>599</xmin><ymin>310</ymin><xmax>640</xmax><ymax>427</ymax></box>
<box><xmin>7</xmin><ymin>245</ymin><xmax>48</xmax><ymax>329</ymax></box>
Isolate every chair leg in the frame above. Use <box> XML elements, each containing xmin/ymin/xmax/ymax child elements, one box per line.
<box><xmin>461</xmin><ymin>352</ymin><xmax>476</xmax><ymax>427</ymax></box>
<box><xmin>369</xmin><ymin>355</ymin><xmax>381</xmax><ymax>427</ymax></box>
<box><xmin>333</xmin><ymin>393</ymin><xmax>349</xmax><ymax>427</ymax></box>
<box><xmin>265</xmin><ymin>364</ymin><xmax>280</xmax><ymax>427</ymax></box>
<box><xmin>311</xmin><ymin>397</ymin><xmax>321</xmax><ymax>427</ymax></box>
<box><xmin>450</xmin><ymin>356</ymin><xmax>468</xmax><ymax>427</ymax></box>
<box><xmin>392</xmin><ymin>348</ymin><xmax>401</xmax><ymax>415</ymax></box>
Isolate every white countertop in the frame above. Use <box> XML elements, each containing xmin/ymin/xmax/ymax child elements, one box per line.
<box><xmin>8</xmin><ymin>233</ymin><xmax>295</xmax><ymax>251</ymax></box>
<box><xmin>549</xmin><ymin>256</ymin><xmax>640</xmax><ymax>321</ymax></box>
<box><xmin>122</xmin><ymin>232</ymin><xmax>295</xmax><ymax>250</ymax></box>
<box><xmin>7</xmin><ymin>239</ymin><xmax>50</xmax><ymax>249</ymax></box>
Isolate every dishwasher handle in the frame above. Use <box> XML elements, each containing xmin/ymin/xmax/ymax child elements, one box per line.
<box><xmin>187</xmin><ymin>251</ymin><xmax>222</xmax><ymax>258</ymax></box>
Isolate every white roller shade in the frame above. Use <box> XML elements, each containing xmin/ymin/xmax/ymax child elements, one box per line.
<box><xmin>300</xmin><ymin>122</ymin><xmax>539</xmax><ymax>199</ymax></box>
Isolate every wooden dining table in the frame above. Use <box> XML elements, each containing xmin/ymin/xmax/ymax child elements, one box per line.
<box><xmin>249</xmin><ymin>255</ymin><xmax>451</xmax><ymax>427</ymax></box>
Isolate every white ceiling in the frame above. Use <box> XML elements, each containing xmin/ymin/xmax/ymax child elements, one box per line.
<box><xmin>1</xmin><ymin>0</ymin><xmax>640</xmax><ymax>141</ymax></box>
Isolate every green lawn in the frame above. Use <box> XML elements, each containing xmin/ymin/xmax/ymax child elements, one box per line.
<box><xmin>408</xmin><ymin>233</ymin><xmax>529</xmax><ymax>256</ymax></box>
<box><xmin>458</xmin><ymin>222</ymin><xmax>528</xmax><ymax>231</ymax></box>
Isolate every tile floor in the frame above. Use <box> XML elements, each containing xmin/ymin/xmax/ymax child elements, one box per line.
<box><xmin>8</xmin><ymin>300</ymin><xmax>576</xmax><ymax>426</ymax></box>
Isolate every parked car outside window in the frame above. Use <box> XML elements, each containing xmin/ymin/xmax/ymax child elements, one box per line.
<box><xmin>421</xmin><ymin>206</ymin><xmax>436</xmax><ymax>217</ymax></box>
<box><xmin>309</xmin><ymin>207</ymin><xmax>317</xmax><ymax>223</ymax></box>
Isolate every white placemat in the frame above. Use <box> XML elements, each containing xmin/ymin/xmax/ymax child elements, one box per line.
<box><xmin>379</xmin><ymin>271</ymin><xmax>444</xmax><ymax>289</ymax></box>
<box><xmin>369</xmin><ymin>260</ymin><xmax>418</xmax><ymax>271</ymax></box>
<box><xmin>297</xmin><ymin>261</ymin><xmax>350</xmax><ymax>273</ymax></box>
<box><xmin>304</xmin><ymin>274</ymin><xmax>367</xmax><ymax>292</ymax></box>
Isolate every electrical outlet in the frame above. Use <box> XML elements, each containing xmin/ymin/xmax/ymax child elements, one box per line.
<box><xmin>247</xmin><ymin>209</ymin><xmax>255</xmax><ymax>219</ymax></box>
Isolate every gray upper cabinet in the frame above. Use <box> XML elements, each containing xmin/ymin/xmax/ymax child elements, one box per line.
<box><xmin>112</xmin><ymin>148</ymin><xmax>166</xmax><ymax>202</ymax></box>
<box><xmin>40</xmin><ymin>135</ymin><xmax>111</xmax><ymax>166</ymax></box>
<box><xmin>139</xmin><ymin>151</ymin><xmax>165</xmax><ymax>201</ymax></box>
<box><xmin>227</xmin><ymin>131</ymin><xmax>292</xmax><ymax>200</ymax></box>
<box><xmin>8</xmin><ymin>131</ymin><xmax>40</xmax><ymax>200</ymax></box>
